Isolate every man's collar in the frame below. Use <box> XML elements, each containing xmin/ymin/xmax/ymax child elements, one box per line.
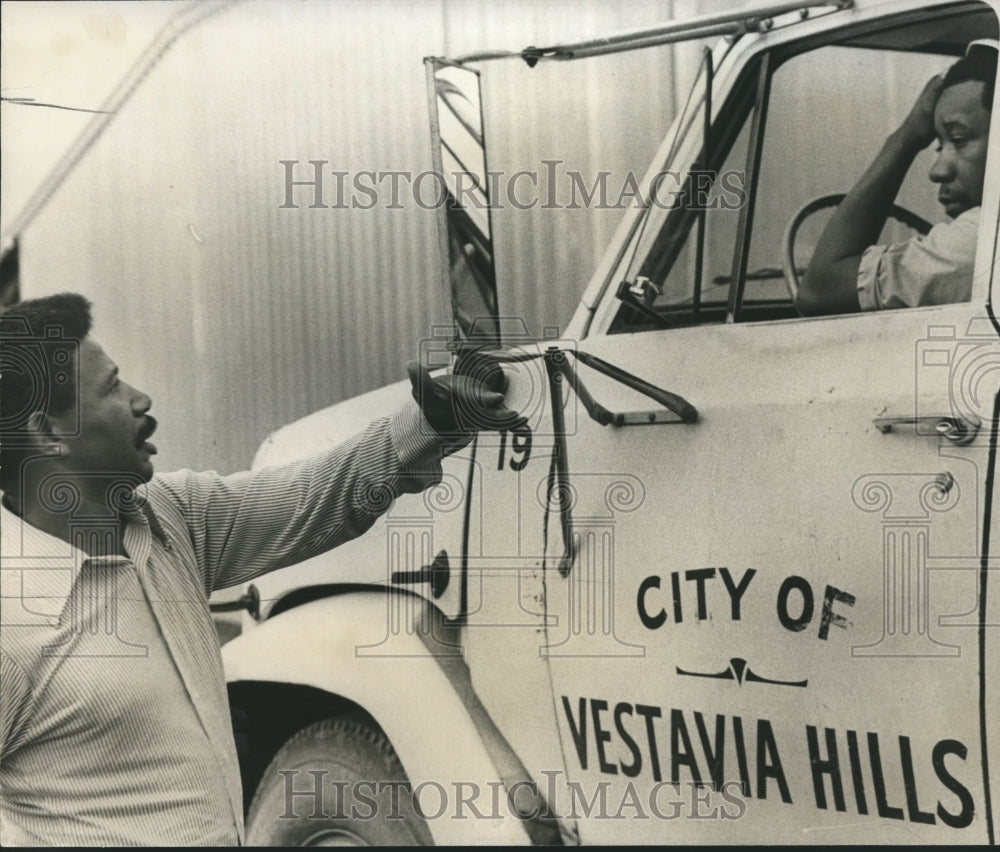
<box><xmin>1</xmin><ymin>481</ymin><xmax>169</xmax><ymax>542</ymax></box>
<box><xmin>0</xmin><ymin>497</ymin><xmax>94</xmax><ymax>621</ymax></box>
<box><xmin>0</xmin><ymin>489</ymin><xmax>158</xmax><ymax>587</ymax></box>
<box><xmin>0</xmin><ymin>487</ymin><xmax>171</xmax><ymax>623</ymax></box>
<box><xmin>0</xmin><ymin>496</ymin><xmax>91</xmax><ymax>565</ymax></box>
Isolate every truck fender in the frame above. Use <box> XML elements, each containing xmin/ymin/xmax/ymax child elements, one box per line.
<box><xmin>222</xmin><ymin>592</ymin><xmax>533</xmax><ymax>846</ymax></box>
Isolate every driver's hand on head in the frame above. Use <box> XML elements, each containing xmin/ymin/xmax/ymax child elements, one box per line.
<box><xmin>407</xmin><ymin>360</ymin><xmax>526</xmax><ymax>438</ymax></box>
<box><xmin>900</xmin><ymin>74</ymin><xmax>945</xmax><ymax>149</ymax></box>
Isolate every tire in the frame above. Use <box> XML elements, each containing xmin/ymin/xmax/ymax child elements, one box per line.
<box><xmin>245</xmin><ymin>716</ymin><xmax>434</xmax><ymax>846</ymax></box>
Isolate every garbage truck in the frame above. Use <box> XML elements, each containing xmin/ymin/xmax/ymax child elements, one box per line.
<box><xmin>219</xmin><ymin>0</ymin><xmax>1000</xmax><ymax>843</ymax></box>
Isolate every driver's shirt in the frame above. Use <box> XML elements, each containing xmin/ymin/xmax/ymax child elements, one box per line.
<box><xmin>856</xmin><ymin>206</ymin><xmax>979</xmax><ymax>310</ymax></box>
<box><xmin>0</xmin><ymin>405</ymin><xmax>449</xmax><ymax>846</ymax></box>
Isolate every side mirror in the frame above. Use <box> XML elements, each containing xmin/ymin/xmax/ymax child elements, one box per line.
<box><xmin>425</xmin><ymin>58</ymin><xmax>501</xmax><ymax>356</ymax></box>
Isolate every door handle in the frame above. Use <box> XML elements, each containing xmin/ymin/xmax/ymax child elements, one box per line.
<box><xmin>873</xmin><ymin>414</ymin><xmax>980</xmax><ymax>445</ymax></box>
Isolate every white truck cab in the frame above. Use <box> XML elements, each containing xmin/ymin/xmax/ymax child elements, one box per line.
<box><xmin>221</xmin><ymin>0</ymin><xmax>1000</xmax><ymax>844</ymax></box>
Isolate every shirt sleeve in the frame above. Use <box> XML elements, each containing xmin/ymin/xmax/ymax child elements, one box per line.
<box><xmin>0</xmin><ymin>653</ymin><xmax>34</xmax><ymax>759</ymax></box>
<box><xmin>856</xmin><ymin>208</ymin><xmax>979</xmax><ymax>311</ymax></box>
<box><xmin>153</xmin><ymin>403</ymin><xmax>461</xmax><ymax>593</ymax></box>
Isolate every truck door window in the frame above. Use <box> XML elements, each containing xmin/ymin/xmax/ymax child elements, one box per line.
<box><xmin>748</xmin><ymin>44</ymin><xmax>954</xmax><ymax>310</ymax></box>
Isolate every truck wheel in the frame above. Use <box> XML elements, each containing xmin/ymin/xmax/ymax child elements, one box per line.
<box><xmin>245</xmin><ymin>716</ymin><xmax>434</xmax><ymax>846</ymax></box>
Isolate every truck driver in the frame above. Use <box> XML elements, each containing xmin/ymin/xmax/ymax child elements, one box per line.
<box><xmin>796</xmin><ymin>40</ymin><xmax>996</xmax><ymax>315</ymax></box>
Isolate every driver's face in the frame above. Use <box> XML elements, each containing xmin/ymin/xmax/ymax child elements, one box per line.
<box><xmin>929</xmin><ymin>80</ymin><xmax>991</xmax><ymax>218</ymax></box>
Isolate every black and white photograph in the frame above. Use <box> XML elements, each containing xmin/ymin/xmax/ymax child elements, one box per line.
<box><xmin>1</xmin><ymin>0</ymin><xmax>998</xmax><ymax>845</ymax></box>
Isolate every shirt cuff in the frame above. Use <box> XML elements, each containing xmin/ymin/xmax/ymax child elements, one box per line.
<box><xmin>856</xmin><ymin>244</ymin><xmax>885</xmax><ymax>311</ymax></box>
<box><xmin>388</xmin><ymin>402</ymin><xmax>472</xmax><ymax>469</ymax></box>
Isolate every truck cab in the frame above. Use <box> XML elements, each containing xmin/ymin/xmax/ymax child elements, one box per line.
<box><xmin>222</xmin><ymin>0</ymin><xmax>1000</xmax><ymax>844</ymax></box>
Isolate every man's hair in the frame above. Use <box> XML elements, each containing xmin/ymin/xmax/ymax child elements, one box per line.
<box><xmin>0</xmin><ymin>293</ymin><xmax>92</xmax><ymax>492</ymax></box>
<box><xmin>942</xmin><ymin>45</ymin><xmax>997</xmax><ymax>112</ymax></box>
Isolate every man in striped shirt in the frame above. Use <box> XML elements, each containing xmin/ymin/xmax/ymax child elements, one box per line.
<box><xmin>0</xmin><ymin>293</ymin><xmax>516</xmax><ymax>845</ymax></box>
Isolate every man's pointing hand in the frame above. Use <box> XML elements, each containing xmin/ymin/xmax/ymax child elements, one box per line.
<box><xmin>407</xmin><ymin>360</ymin><xmax>527</xmax><ymax>438</ymax></box>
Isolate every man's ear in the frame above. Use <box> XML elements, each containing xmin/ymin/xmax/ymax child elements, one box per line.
<box><xmin>25</xmin><ymin>410</ymin><xmax>64</xmax><ymax>456</ymax></box>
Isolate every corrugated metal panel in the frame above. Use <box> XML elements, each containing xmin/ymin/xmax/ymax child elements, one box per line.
<box><xmin>18</xmin><ymin>0</ymin><xmax>739</xmax><ymax>475</ymax></box>
<box><xmin>23</xmin><ymin>0</ymin><xmax>450</xmax><ymax>475</ymax></box>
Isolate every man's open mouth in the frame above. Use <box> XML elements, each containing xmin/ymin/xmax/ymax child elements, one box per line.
<box><xmin>136</xmin><ymin>418</ymin><xmax>158</xmax><ymax>454</ymax></box>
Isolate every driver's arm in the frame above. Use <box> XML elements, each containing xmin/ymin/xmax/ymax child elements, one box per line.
<box><xmin>796</xmin><ymin>75</ymin><xmax>942</xmax><ymax>316</ymax></box>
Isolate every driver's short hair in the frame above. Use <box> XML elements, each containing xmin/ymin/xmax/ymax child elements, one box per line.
<box><xmin>943</xmin><ymin>44</ymin><xmax>998</xmax><ymax>112</ymax></box>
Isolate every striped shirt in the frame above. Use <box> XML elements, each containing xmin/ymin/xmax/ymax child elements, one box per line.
<box><xmin>0</xmin><ymin>405</ymin><xmax>448</xmax><ymax>846</ymax></box>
